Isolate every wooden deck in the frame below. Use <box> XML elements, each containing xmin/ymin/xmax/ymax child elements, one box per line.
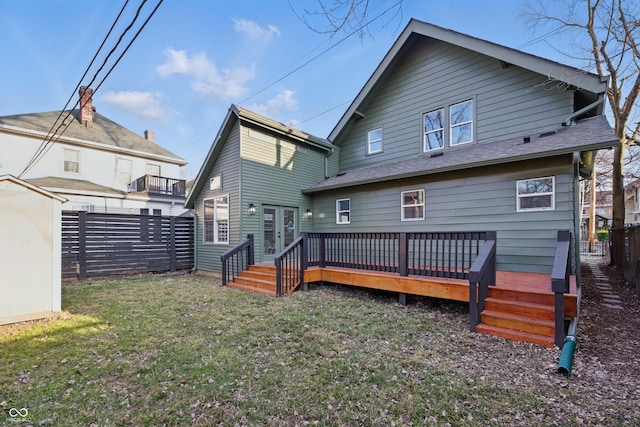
<box><xmin>227</xmin><ymin>264</ymin><xmax>578</xmax><ymax>348</ymax></box>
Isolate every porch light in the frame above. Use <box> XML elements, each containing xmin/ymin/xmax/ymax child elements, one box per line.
<box><xmin>248</xmin><ymin>203</ymin><xmax>256</xmax><ymax>215</ymax></box>
<box><xmin>305</xmin><ymin>208</ymin><xmax>313</xmax><ymax>219</ymax></box>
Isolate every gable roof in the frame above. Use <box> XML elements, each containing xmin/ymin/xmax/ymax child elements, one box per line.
<box><xmin>329</xmin><ymin>19</ymin><xmax>608</xmax><ymax>142</ymax></box>
<box><xmin>24</xmin><ymin>176</ymin><xmax>127</xmax><ymax>197</ymax></box>
<box><xmin>0</xmin><ymin>110</ymin><xmax>186</xmax><ymax>165</ymax></box>
<box><xmin>185</xmin><ymin>104</ymin><xmax>332</xmax><ymax>208</ymax></box>
<box><xmin>304</xmin><ymin>115</ymin><xmax>618</xmax><ymax>193</ymax></box>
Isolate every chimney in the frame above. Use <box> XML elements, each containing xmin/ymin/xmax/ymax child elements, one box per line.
<box><xmin>78</xmin><ymin>86</ymin><xmax>94</xmax><ymax>127</ymax></box>
<box><xmin>144</xmin><ymin>130</ymin><xmax>156</xmax><ymax>144</ymax></box>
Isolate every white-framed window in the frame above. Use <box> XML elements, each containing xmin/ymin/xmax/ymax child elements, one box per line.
<box><xmin>117</xmin><ymin>158</ymin><xmax>132</xmax><ymax>185</ymax></box>
<box><xmin>423</xmin><ymin>108</ymin><xmax>444</xmax><ymax>151</ymax></box>
<box><xmin>146</xmin><ymin>163</ymin><xmax>161</xmax><ymax>176</ymax></box>
<box><xmin>517</xmin><ymin>177</ymin><xmax>555</xmax><ymax>212</ymax></box>
<box><xmin>367</xmin><ymin>128</ymin><xmax>383</xmax><ymax>154</ymax></box>
<box><xmin>336</xmin><ymin>198</ymin><xmax>350</xmax><ymax>224</ymax></box>
<box><xmin>450</xmin><ymin>99</ymin><xmax>473</xmax><ymax>146</ymax></box>
<box><xmin>401</xmin><ymin>189</ymin><xmax>425</xmax><ymax>221</ymax></box>
<box><xmin>210</xmin><ymin>175</ymin><xmax>222</xmax><ymax>190</ymax></box>
<box><xmin>64</xmin><ymin>148</ymin><xmax>79</xmax><ymax>173</ymax></box>
<box><xmin>204</xmin><ymin>195</ymin><xmax>229</xmax><ymax>244</ymax></box>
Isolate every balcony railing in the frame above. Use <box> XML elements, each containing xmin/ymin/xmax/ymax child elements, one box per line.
<box><xmin>134</xmin><ymin>175</ymin><xmax>186</xmax><ymax>197</ymax></box>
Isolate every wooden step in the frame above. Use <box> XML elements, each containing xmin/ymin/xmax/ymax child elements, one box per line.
<box><xmin>483</xmin><ymin>297</ymin><xmax>554</xmax><ymax>321</ymax></box>
<box><xmin>475</xmin><ymin>324</ymin><xmax>555</xmax><ymax>348</ymax></box>
<box><xmin>240</xmin><ymin>269</ymin><xmax>277</xmax><ymax>281</ymax></box>
<box><xmin>481</xmin><ymin>310</ymin><xmax>555</xmax><ymax>337</ymax></box>
<box><xmin>226</xmin><ymin>281</ymin><xmax>277</xmax><ymax>297</ymax></box>
<box><xmin>487</xmin><ymin>287</ymin><xmax>577</xmax><ymax>317</ymax></box>
<box><xmin>233</xmin><ymin>275</ymin><xmax>277</xmax><ymax>291</ymax></box>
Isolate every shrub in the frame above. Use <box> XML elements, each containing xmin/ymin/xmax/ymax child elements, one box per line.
<box><xmin>596</xmin><ymin>230</ymin><xmax>609</xmax><ymax>241</ymax></box>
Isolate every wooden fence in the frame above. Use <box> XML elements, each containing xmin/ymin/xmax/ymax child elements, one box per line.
<box><xmin>62</xmin><ymin>211</ymin><xmax>193</xmax><ymax>280</ymax></box>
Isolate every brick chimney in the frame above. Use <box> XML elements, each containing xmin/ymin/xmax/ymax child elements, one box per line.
<box><xmin>78</xmin><ymin>86</ymin><xmax>94</xmax><ymax>127</ymax></box>
<box><xmin>144</xmin><ymin>130</ymin><xmax>155</xmax><ymax>144</ymax></box>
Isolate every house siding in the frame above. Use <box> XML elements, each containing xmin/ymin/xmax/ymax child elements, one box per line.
<box><xmin>239</xmin><ymin>124</ymin><xmax>328</xmax><ymax>261</ymax></box>
<box><xmin>311</xmin><ymin>156</ymin><xmax>576</xmax><ymax>274</ymax></box>
<box><xmin>193</xmin><ymin>124</ymin><xmax>241</xmax><ymax>273</ymax></box>
<box><xmin>336</xmin><ymin>37</ymin><xmax>574</xmax><ymax>171</ymax></box>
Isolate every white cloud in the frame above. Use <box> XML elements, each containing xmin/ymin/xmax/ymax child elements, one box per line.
<box><xmin>250</xmin><ymin>89</ymin><xmax>298</xmax><ymax>117</ymax></box>
<box><xmin>233</xmin><ymin>18</ymin><xmax>280</xmax><ymax>43</ymax></box>
<box><xmin>100</xmin><ymin>90</ymin><xmax>171</xmax><ymax>121</ymax></box>
<box><xmin>156</xmin><ymin>48</ymin><xmax>255</xmax><ymax>100</ymax></box>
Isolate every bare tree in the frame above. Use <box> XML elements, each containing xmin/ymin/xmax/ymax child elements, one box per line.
<box><xmin>288</xmin><ymin>0</ymin><xmax>406</xmax><ymax>39</ymax></box>
<box><xmin>524</xmin><ymin>0</ymin><xmax>640</xmax><ymax>267</ymax></box>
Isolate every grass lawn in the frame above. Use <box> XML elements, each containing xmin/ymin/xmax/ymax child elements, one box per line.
<box><xmin>0</xmin><ymin>274</ymin><xmax>635</xmax><ymax>426</ymax></box>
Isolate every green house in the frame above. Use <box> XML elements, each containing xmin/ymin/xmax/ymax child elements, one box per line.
<box><xmin>185</xmin><ymin>19</ymin><xmax>618</xmax><ymax>347</ymax></box>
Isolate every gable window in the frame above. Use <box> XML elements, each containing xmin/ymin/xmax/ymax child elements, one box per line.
<box><xmin>146</xmin><ymin>164</ymin><xmax>161</xmax><ymax>176</ymax></box>
<box><xmin>450</xmin><ymin>99</ymin><xmax>473</xmax><ymax>145</ymax></box>
<box><xmin>64</xmin><ymin>149</ymin><xmax>79</xmax><ymax>173</ymax></box>
<box><xmin>336</xmin><ymin>198</ymin><xmax>350</xmax><ymax>224</ymax></box>
<box><xmin>517</xmin><ymin>177</ymin><xmax>555</xmax><ymax>212</ymax></box>
<box><xmin>423</xmin><ymin>109</ymin><xmax>444</xmax><ymax>151</ymax></box>
<box><xmin>210</xmin><ymin>175</ymin><xmax>222</xmax><ymax>190</ymax></box>
<box><xmin>401</xmin><ymin>189</ymin><xmax>425</xmax><ymax>221</ymax></box>
<box><xmin>204</xmin><ymin>195</ymin><xmax>229</xmax><ymax>244</ymax></box>
<box><xmin>367</xmin><ymin>128</ymin><xmax>383</xmax><ymax>154</ymax></box>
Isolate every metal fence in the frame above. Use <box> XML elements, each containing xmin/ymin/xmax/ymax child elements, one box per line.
<box><xmin>62</xmin><ymin>211</ymin><xmax>194</xmax><ymax>280</ymax></box>
<box><xmin>579</xmin><ymin>240</ymin><xmax>609</xmax><ymax>260</ymax></box>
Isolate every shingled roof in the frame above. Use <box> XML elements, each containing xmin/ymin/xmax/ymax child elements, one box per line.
<box><xmin>303</xmin><ymin>115</ymin><xmax>618</xmax><ymax>193</ymax></box>
<box><xmin>0</xmin><ymin>110</ymin><xmax>186</xmax><ymax>165</ymax></box>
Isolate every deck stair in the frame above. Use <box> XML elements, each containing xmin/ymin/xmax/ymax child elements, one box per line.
<box><xmin>226</xmin><ymin>264</ymin><xmax>299</xmax><ymax>297</ymax></box>
<box><xmin>475</xmin><ymin>286</ymin><xmax>568</xmax><ymax>348</ymax></box>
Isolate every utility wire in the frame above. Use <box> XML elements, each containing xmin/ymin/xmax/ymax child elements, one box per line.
<box><xmin>19</xmin><ymin>0</ymin><xmax>163</xmax><ymax>178</ymax></box>
<box><xmin>18</xmin><ymin>0</ymin><xmax>132</xmax><ymax>178</ymax></box>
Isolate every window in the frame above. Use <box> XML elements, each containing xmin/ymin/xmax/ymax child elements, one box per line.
<box><xmin>117</xmin><ymin>158</ymin><xmax>132</xmax><ymax>185</ymax></box>
<box><xmin>64</xmin><ymin>149</ymin><xmax>79</xmax><ymax>173</ymax></box>
<box><xmin>204</xmin><ymin>195</ymin><xmax>229</xmax><ymax>243</ymax></box>
<box><xmin>450</xmin><ymin>100</ymin><xmax>473</xmax><ymax>146</ymax></box>
<box><xmin>146</xmin><ymin>164</ymin><xmax>161</xmax><ymax>176</ymax></box>
<box><xmin>210</xmin><ymin>175</ymin><xmax>222</xmax><ymax>190</ymax></box>
<box><xmin>140</xmin><ymin>208</ymin><xmax>149</xmax><ymax>215</ymax></box>
<box><xmin>517</xmin><ymin>177</ymin><xmax>555</xmax><ymax>212</ymax></box>
<box><xmin>336</xmin><ymin>198</ymin><xmax>350</xmax><ymax>224</ymax></box>
<box><xmin>367</xmin><ymin>128</ymin><xmax>383</xmax><ymax>154</ymax></box>
<box><xmin>401</xmin><ymin>189</ymin><xmax>425</xmax><ymax>221</ymax></box>
<box><xmin>423</xmin><ymin>109</ymin><xmax>444</xmax><ymax>151</ymax></box>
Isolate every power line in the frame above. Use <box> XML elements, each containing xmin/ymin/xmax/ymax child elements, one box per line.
<box><xmin>18</xmin><ymin>0</ymin><xmax>164</xmax><ymax>178</ymax></box>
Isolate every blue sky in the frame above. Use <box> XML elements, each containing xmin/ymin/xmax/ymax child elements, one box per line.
<box><xmin>0</xmin><ymin>1</ymin><xmax>576</xmax><ymax>179</ymax></box>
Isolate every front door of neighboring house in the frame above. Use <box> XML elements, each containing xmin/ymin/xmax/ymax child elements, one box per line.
<box><xmin>262</xmin><ymin>206</ymin><xmax>298</xmax><ymax>262</ymax></box>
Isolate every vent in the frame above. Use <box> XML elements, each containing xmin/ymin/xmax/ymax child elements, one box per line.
<box><xmin>430</xmin><ymin>152</ymin><xmax>444</xmax><ymax>158</ymax></box>
<box><xmin>539</xmin><ymin>130</ymin><xmax>556</xmax><ymax>138</ymax></box>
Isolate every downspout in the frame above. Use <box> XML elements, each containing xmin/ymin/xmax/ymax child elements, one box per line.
<box><xmin>563</xmin><ymin>93</ymin><xmax>605</xmax><ymax>126</ymax></box>
<box><xmin>557</xmin><ymin>152</ymin><xmax>585</xmax><ymax>377</ymax></box>
<box><xmin>324</xmin><ymin>146</ymin><xmax>335</xmax><ymax>179</ymax></box>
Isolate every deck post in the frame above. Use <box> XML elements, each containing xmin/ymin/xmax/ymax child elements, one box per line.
<box><xmin>247</xmin><ymin>234</ymin><xmax>254</xmax><ymax>266</ymax></box>
<box><xmin>399</xmin><ymin>293</ymin><xmax>407</xmax><ymax>306</ymax></box>
<box><xmin>319</xmin><ymin>234</ymin><xmax>326</xmax><ymax>268</ymax></box>
<box><xmin>551</xmin><ymin>230</ymin><xmax>571</xmax><ymax>347</ymax></box>
<box><xmin>301</xmin><ymin>233</ymin><xmax>308</xmax><ymax>291</ymax></box>
<box><xmin>399</xmin><ymin>232</ymin><xmax>408</xmax><ymax>276</ymax></box>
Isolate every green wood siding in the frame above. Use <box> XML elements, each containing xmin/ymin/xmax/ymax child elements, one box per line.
<box><xmin>193</xmin><ymin>124</ymin><xmax>241</xmax><ymax>273</ymax></box>
<box><xmin>311</xmin><ymin>157</ymin><xmax>576</xmax><ymax>274</ymax></box>
<box><xmin>337</xmin><ymin>37</ymin><xmax>574</xmax><ymax>171</ymax></box>
<box><xmin>239</xmin><ymin>124</ymin><xmax>327</xmax><ymax>261</ymax></box>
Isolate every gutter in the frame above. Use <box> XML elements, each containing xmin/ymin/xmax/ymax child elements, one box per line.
<box><xmin>563</xmin><ymin>94</ymin><xmax>605</xmax><ymax>126</ymax></box>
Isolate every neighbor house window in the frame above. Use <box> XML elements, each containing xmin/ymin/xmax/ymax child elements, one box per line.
<box><xmin>117</xmin><ymin>158</ymin><xmax>132</xmax><ymax>186</ymax></box>
<box><xmin>423</xmin><ymin>108</ymin><xmax>444</xmax><ymax>151</ymax></box>
<box><xmin>64</xmin><ymin>149</ymin><xmax>79</xmax><ymax>173</ymax></box>
<box><xmin>401</xmin><ymin>189</ymin><xmax>425</xmax><ymax>221</ymax></box>
<box><xmin>517</xmin><ymin>177</ymin><xmax>555</xmax><ymax>212</ymax></box>
<box><xmin>450</xmin><ymin>99</ymin><xmax>473</xmax><ymax>145</ymax></box>
<box><xmin>336</xmin><ymin>198</ymin><xmax>350</xmax><ymax>224</ymax></box>
<box><xmin>146</xmin><ymin>163</ymin><xmax>161</xmax><ymax>176</ymax></box>
<box><xmin>204</xmin><ymin>195</ymin><xmax>229</xmax><ymax>243</ymax></box>
<box><xmin>367</xmin><ymin>128</ymin><xmax>383</xmax><ymax>154</ymax></box>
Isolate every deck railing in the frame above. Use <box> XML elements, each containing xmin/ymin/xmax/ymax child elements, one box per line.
<box><xmin>221</xmin><ymin>234</ymin><xmax>254</xmax><ymax>286</ymax></box>
<box><xmin>306</xmin><ymin>231</ymin><xmax>494</xmax><ymax>279</ymax></box>
<box><xmin>468</xmin><ymin>232</ymin><xmax>497</xmax><ymax>331</ymax></box>
<box><xmin>275</xmin><ymin>235</ymin><xmax>306</xmax><ymax>296</ymax></box>
<box><xmin>551</xmin><ymin>230</ymin><xmax>571</xmax><ymax>347</ymax></box>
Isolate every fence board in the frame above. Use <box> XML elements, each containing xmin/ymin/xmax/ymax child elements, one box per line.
<box><xmin>61</xmin><ymin>211</ymin><xmax>193</xmax><ymax>280</ymax></box>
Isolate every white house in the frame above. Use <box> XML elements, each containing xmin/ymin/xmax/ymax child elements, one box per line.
<box><xmin>0</xmin><ymin>87</ymin><xmax>188</xmax><ymax>216</ymax></box>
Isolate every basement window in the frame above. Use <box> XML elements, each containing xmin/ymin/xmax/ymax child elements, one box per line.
<box><xmin>517</xmin><ymin>177</ymin><xmax>555</xmax><ymax>212</ymax></box>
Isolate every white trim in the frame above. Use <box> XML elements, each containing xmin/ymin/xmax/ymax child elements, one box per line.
<box><xmin>401</xmin><ymin>189</ymin><xmax>425</xmax><ymax>221</ymax></box>
<box><xmin>203</xmin><ymin>194</ymin><xmax>230</xmax><ymax>244</ymax></box>
<box><xmin>336</xmin><ymin>198</ymin><xmax>351</xmax><ymax>224</ymax></box>
<box><xmin>516</xmin><ymin>176</ymin><xmax>555</xmax><ymax>212</ymax></box>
